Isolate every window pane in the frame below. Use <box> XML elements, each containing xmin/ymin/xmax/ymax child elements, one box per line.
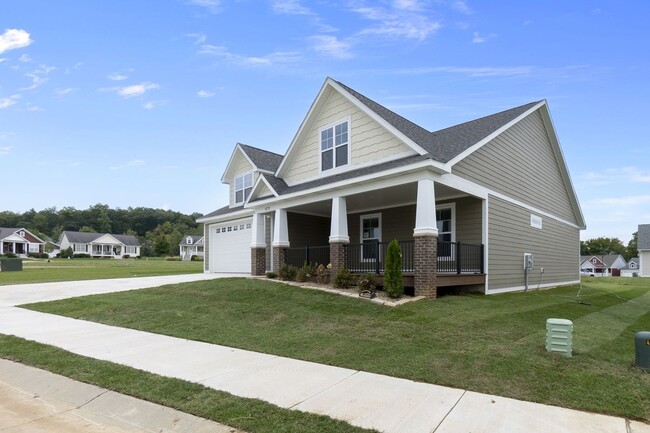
<box><xmin>336</xmin><ymin>144</ymin><xmax>348</xmax><ymax>167</ymax></box>
<box><xmin>322</xmin><ymin>149</ymin><xmax>333</xmax><ymax>170</ymax></box>
<box><xmin>235</xmin><ymin>190</ymin><xmax>243</xmax><ymax>203</ymax></box>
<box><xmin>244</xmin><ymin>187</ymin><xmax>252</xmax><ymax>201</ymax></box>
<box><xmin>442</xmin><ymin>220</ymin><xmax>451</xmax><ymax>232</ymax></box>
<box><xmin>235</xmin><ymin>176</ymin><xmax>243</xmax><ymax>190</ymax></box>
<box><xmin>244</xmin><ymin>173</ymin><xmax>252</xmax><ymax>187</ymax></box>
<box><xmin>321</xmin><ymin>128</ymin><xmax>333</xmax><ymax>150</ymax></box>
<box><xmin>437</xmin><ymin>209</ymin><xmax>451</xmax><ymax>220</ymax></box>
<box><xmin>335</xmin><ymin>122</ymin><xmax>348</xmax><ymax>146</ymax></box>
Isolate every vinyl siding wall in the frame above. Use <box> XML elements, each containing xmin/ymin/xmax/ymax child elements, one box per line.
<box><xmin>487</xmin><ymin>195</ymin><xmax>579</xmax><ymax>291</ymax></box>
<box><xmin>287</xmin><ymin>213</ymin><xmax>330</xmax><ymax>247</ymax></box>
<box><xmin>453</xmin><ymin>111</ymin><xmax>577</xmax><ymax>224</ymax></box>
<box><xmin>283</xmin><ymin>91</ymin><xmax>414</xmax><ymax>185</ymax></box>
<box><xmin>228</xmin><ymin>156</ymin><xmax>255</xmax><ymax>207</ymax></box>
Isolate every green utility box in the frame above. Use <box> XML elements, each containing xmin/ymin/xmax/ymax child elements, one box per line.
<box><xmin>0</xmin><ymin>258</ymin><xmax>23</xmax><ymax>272</ymax></box>
<box><xmin>546</xmin><ymin>318</ymin><xmax>573</xmax><ymax>357</ymax></box>
<box><xmin>635</xmin><ymin>331</ymin><xmax>650</xmax><ymax>371</ymax></box>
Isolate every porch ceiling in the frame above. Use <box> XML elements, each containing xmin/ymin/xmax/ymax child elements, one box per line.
<box><xmin>287</xmin><ymin>182</ymin><xmax>468</xmax><ymax>217</ymax></box>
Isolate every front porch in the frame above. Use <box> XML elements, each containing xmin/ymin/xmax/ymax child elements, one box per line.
<box><xmin>250</xmin><ymin>178</ymin><xmax>487</xmax><ymax>298</ymax></box>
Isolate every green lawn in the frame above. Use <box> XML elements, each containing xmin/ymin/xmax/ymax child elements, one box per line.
<box><xmin>21</xmin><ymin>277</ymin><xmax>650</xmax><ymax>421</ymax></box>
<box><xmin>0</xmin><ymin>257</ymin><xmax>202</xmax><ymax>285</ymax></box>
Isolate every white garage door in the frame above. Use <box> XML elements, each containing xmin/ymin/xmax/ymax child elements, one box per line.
<box><xmin>210</xmin><ymin>218</ymin><xmax>252</xmax><ymax>273</ymax></box>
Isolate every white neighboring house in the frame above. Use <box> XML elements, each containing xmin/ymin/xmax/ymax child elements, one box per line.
<box><xmin>59</xmin><ymin>231</ymin><xmax>140</xmax><ymax>259</ymax></box>
<box><xmin>620</xmin><ymin>257</ymin><xmax>640</xmax><ymax>278</ymax></box>
<box><xmin>0</xmin><ymin>227</ymin><xmax>45</xmax><ymax>257</ymax></box>
<box><xmin>180</xmin><ymin>235</ymin><xmax>204</xmax><ymax>261</ymax></box>
<box><xmin>639</xmin><ymin>224</ymin><xmax>650</xmax><ymax>277</ymax></box>
<box><xmin>579</xmin><ymin>255</ymin><xmax>627</xmax><ymax>277</ymax></box>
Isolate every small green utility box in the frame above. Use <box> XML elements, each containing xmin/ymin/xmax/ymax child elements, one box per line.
<box><xmin>635</xmin><ymin>331</ymin><xmax>650</xmax><ymax>371</ymax></box>
<box><xmin>546</xmin><ymin>318</ymin><xmax>573</xmax><ymax>357</ymax></box>
<box><xmin>0</xmin><ymin>258</ymin><xmax>23</xmax><ymax>272</ymax></box>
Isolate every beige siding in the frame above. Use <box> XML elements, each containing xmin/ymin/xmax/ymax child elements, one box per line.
<box><xmin>453</xmin><ymin>111</ymin><xmax>577</xmax><ymax>224</ymax></box>
<box><xmin>228</xmin><ymin>154</ymin><xmax>256</xmax><ymax>207</ymax></box>
<box><xmin>283</xmin><ymin>91</ymin><xmax>414</xmax><ymax>184</ymax></box>
<box><xmin>487</xmin><ymin>195</ymin><xmax>579</xmax><ymax>291</ymax></box>
<box><xmin>257</xmin><ymin>182</ymin><xmax>274</xmax><ymax>198</ymax></box>
<box><xmin>287</xmin><ymin>212</ymin><xmax>330</xmax><ymax>247</ymax></box>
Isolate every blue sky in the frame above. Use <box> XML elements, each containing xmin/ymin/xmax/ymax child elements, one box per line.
<box><xmin>2</xmin><ymin>1</ymin><xmax>648</xmax><ymax>243</ymax></box>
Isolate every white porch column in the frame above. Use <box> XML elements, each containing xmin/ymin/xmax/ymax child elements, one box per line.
<box><xmin>251</xmin><ymin>212</ymin><xmax>266</xmax><ymax>248</ymax></box>
<box><xmin>272</xmin><ymin>209</ymin><xmax>290</xmax><ymax>247</ymax></box>
<box><xmin>329</xmin><ymin>196</ymin><xmax>350</xmax><ymax>243</ymax></box>
<box><xmin>413</xmin><ymin>178</ymin><xmax>439</xmax><ymax>236</ymax></box>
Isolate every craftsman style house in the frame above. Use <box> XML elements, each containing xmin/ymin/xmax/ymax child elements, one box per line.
<box><xmin>59</xmin><ymin>231</ymin><xmax>140</xmax><ymax>259</ymax></box>
<box><xmin>0</xmin><ymin>227</ymin><xmax>45</xmax><ymax>257</ymax></box>
<box><xmin>180</xmin><ymin>235</ymin><xmax>204</xmax><ymax>261</ymax></box>
<box><xmin>197</xmin><ymin>78</ymin><xmax>585</xmax><ymax>297</ymax></box>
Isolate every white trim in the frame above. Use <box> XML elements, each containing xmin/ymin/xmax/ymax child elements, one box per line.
<box><xmin>220</xmin><ymin>143</ymin><xmax>257</xmax><ymax>183</ymax></box>
<box><xmin>483</xmin><ymin>197</ymin><xmax>489</xmax><ymax>287</ymax></box>
<box><xmin>318</xmin><ymin>116</ymin><xmax>351</xmax><ymax>174</ymax></box>
<box><xmin>530</xmin><ymin>214</ymin><xmax>543</xmax><ymax>229</ymax></box>
<box><xmin>234</xmin><ymin>171</ymin><xmax>253</xmax><ymax>205</ymax></box>
<box><xmin>360</xmin><ymin>213</ymin><xmax>382</xmax><ymax>262</ymax></box>
<box><xmin>197</xmin><ymin>208</ymin><xmax>254</xmax><ymax>224</ymax></box>
<box><xmin>436</xmin><ymin>202</ymin><xmax>456</xmax><ymax>243</ymax></box>
<box><xmin>248</xmin><ymin>174</ymin><xmax>279</xmax><ymax>203</ymax></box>
<box><xmin>486</xmin><ymin>280</ymin><xmax>579</xmax><ymax>295</ymax></box>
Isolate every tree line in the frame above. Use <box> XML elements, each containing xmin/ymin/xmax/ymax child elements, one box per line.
<box><xmin>580</xmin><ymin>233</ymin><xmax>638</xmax><ymax>261</ymax></box>
<box><xmin>0</xmin><ymin>204</ymin><xmax>203</xmax><ymax>257</ymax></box>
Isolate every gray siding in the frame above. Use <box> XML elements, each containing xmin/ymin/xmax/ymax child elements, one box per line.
<box><xmin>288</xmin><ymin>212</ymin><xmax>330</xmax><ymax>247</ymax></box>
<box><xmin>453</xmin><ymin>111</ymin><xmax>578</xmax><ymax>224</ymax></box>
<box><xmin>439</xmin><ymin>197</ymin><xmax>483</xmax><ymax>245</ymax></box>
<box><xmin>487</xmin><ymin>195</ymin><xmax>579</xmax><ymax>291</ymax></box>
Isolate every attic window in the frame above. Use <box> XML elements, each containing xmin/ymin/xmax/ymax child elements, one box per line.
<box><xmin>186</xmin><ymin>236</ymin><xmax>193</xmax><ymax>244</ymax></box>
<box><xmin>530</xmin><ymin>214</ymin><xmax>542</xmax><ymax>229</ymax></box>
<box><xmin>235</xmin><ymin>172</ymin><xmax>253</xmax><ymax>204</ymax></box>
<box><xmin>320</xmin><ymin>120</ymin><xmax>349</xmax><ymax>171</ymax></box>
<box><xmin>19</xmin><ymin>230</ymin><xmax>25</xmax><ymax>237</ymax></box>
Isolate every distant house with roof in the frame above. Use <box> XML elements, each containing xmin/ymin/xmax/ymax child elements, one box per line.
<box><xmin>197</xmin><ymin>77</ymin><xmax>586</xmax><ymax>297</ymax></box>
<box><xmin>59</xmin><ymin>231</ymin><xmax>140</xmax><ymax>259</ymax></box>
<box><xmin>180</xmin><ymin>235</ymin><xmax>204</xmax><ymax>261</ymax></box>
<box><xmin>639</xmin><ymin>224</ymin><xmax>650</xmax><ymax>277</ymax></box>
<box><xmin>620</xmin><ymin>257</ymin><xmax>640</xmax><ymax>278</ymax></box>
<box><xmin>580</xmin><ymin>254</ymin><xmax>627</xmax><ymax>276</ymax></box>
<box><xmin>0</xmin><ymin>228</ymin><xmax>45</xmax><ymax>257</ymax></box>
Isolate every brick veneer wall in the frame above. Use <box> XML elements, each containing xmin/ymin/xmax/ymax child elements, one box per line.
<box><xmin>251</xmin><ymin>247</ymin><xmax>266</xmax><ymax>276</ymax></box>
<box><xmin>414</xmin><ymin>234</ymin><xmax>437</xmax><ymax>299</ymax></box>
<box><xmin>272</xmin><ymin>246</ymin><xmax>287</xmax><ymax>272</ymax></box>
<box><xmin>329</xmin><ymin>242</ymin><xmax>347</xmax><ymax>273</ymax></box>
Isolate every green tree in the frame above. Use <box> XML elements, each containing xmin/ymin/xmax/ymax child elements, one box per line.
<box><xmin>580</xmin><ymin>237</ymin><xmax>626</xmax><ymax>256</ymax></box>
<box><xmin>79</xmin><ymin>226</ymin><xmax>95</xmax><ymax>233</ymax></box>
<box><xmin>384</xmin><ymin>239</ymin><xmax>404</xmax><ymax>298</ymax></box>
<box><xmin>154</xmin><ymin>236</ymin><xmax>171</xmax><ymax>256</ymax></box>
<box><xmin>625</xmin><ymin>232</ymin><xmax>638</xmax><ymax>261</ymax></box>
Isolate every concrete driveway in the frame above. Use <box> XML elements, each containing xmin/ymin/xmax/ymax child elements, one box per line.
<box><xmin>0</xmin><ymin>275</ymin><xmax>648</xmax><ymax>433</ymax></box>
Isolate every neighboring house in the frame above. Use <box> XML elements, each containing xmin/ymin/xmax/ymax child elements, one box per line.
<box><xmin>59</xmin><ymin>231</ymin><xmax>140</xmax><ymax>258</ymax></box>
<box><xmin>620</xmin><ymin>257</ymin><xmax>640</xmax><ymax>278</ymax></box>
<box><xmin>0</xmin><ymin>228</ymin><xmax>45</xmax><ymax>257</ymax></box>
<box><xmin>579</xmin><ymin>254</ymin><xmax>627</xmax><ymax>277</ymax></box>
<box><xmin>180</xmin><ymin>235</ymin><xmax>204</xmax><ymax>261</ymax></box>
<box><xmin>197</xmin><ymin>77</ymin><xmax>586</xmax><ymax>298</ymax></box>
<box><xmin>639</xmin><ymin>224</ymin><xmax>650</xmax><ymax>277</ymax></box>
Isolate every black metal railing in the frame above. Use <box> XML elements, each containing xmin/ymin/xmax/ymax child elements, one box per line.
<box><xmin>284</xmin><ymin>245</ymin><xmax>330</xmax><ymax>267</ymax></box>
<box><xmin>437</xmin><ymin>240</ymin><xmax>484</xmax><ymax>274</ymax></box>
<box><xmin>344</xmin><ymin>240</ymin><xmax>414</xmax><ymax>274</ymax></box>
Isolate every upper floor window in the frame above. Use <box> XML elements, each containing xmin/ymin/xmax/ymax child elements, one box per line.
<box><xmin>235</xmin><ymin>172</ymin><xmax>252</xmax><ymax>204</ymax></box>
<box><xmin>321</xmin><ymin>120</ymin><xmax>348</xmax><ymax>171</ymax></box>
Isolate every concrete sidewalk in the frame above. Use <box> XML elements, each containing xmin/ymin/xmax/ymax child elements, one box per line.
<box><xmin>0</xmin><ymin>276</ymin><xmax>648</xmax><ymax>433</ymax></box>
<box><xmin>0</xmin><ymin>358</ymin><xmax>239</xmax><ymax>433</ymax></box>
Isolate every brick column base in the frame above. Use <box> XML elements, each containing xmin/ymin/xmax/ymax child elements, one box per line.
<box><xmin>329</xmin><ymin>242</ymin><xmax>347</xmax><ymax>274</ymax></box>
<box><xmin>273</xmin><ymin>246</ymin><xmax>287</xmax><ymax>273</ymax></box>
<box><xmin>414</xmin><ymin>234</ymin><xmax>438</xmax><ymax>299</ymax></box>
<box><xmin>251</xmin><ymin>247</ymin><xmax>266</xmax><ymax>276</ymax></box>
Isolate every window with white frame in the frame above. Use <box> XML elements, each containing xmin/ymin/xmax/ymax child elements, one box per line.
<box><xmin>436</xmin><ymin>205</ymin><xmax>455</xmax><ymax>257</ymax></box>
<box><xmin>74</xmin><ymin>243</ymin><xmax>87</xmax><ymax>252</ymax></box>
<box><xmin>320</xmin><ymin>120</ymin><xmax>349</xmax><ymax>171</ymax></box>
<box><xmin>125</xmin><ymin>246</ymin><xmax>137</xmax><ymax>254</ymax></box>
<box><xmin>235</xmin><ymin>172</ymin><xmax>253</xmax><ymax>204</ymax></box>
<box><xmin>186</xmin><ymin>236</ymin><xmax>193</xmax><ymax>244</ymax></box>
<box><xmin>29</xmin><ymin>243</ymin><xmax>40</xmax><ymax>253</ymax></box>
<box><xmin>630</xmin><ymin>262</ymin><xmax>637</xmax><ymax>269</ymax></box>
<box><xmin>530</xmin><ymin>214</ymin><xmax>543</xmax><ymax>229</ymax></box>
<box><xmin>360</xmin><ymin>214</ymin><xmax>381</xmax><ymax>260</ymax></box>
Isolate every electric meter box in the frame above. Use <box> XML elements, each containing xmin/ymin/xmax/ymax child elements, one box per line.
<box><xmin>635</xmin><ymin>331</ymin><xmax>650</xmax><ymax>371</ymax></box>
<box><xmin>546</xmin><ymin>318</ymin><xmax>573</xmax><ymax>357</ymax></box>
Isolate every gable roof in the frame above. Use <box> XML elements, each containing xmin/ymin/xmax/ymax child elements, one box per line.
<box><xmin>639</xmin><ymin>224</ymin><xmax>650</xmax><ymax>250</ymax></box>
<box><xmin>239</xmin><ymin>144</ymin><xmax>283</xmax><ymax>172</ymax></box>
<box><xmin>0</xmin><ymin>227</ymin><xmax>44</xmax><ymax>243</ymax></box>
<box><xmin>62</xmin><ymin>231</ymin><xmax>139</xmax><ymax>246</ymax></box>
<box><xmin>580</xmin><ymin>254</ymin><xmax>626</xmax><ymax>268</ymax></box>
<box><xmin>180</xmin><ymin>235</ymin><xmax>204</xmax><ymax>246</ymax></box>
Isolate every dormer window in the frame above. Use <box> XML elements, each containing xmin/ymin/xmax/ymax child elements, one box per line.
<box><xmin>235</xmin><ymin>172</ymin><xmax>253</xmax><ymax>204</ymax></box>
<box><xmin>320</xmin><ymin>120</ymin><xmax>349</xmax><ymax>171</ymax></box>
<box><xmin>186</xmin><ymin>236</ymin><xmax>193</xmax><ymax>244</ymax></box>
<box><xmin>19</xmin><ymin>230</ymin><xmax>25</xmax><ymax>237</ymax></box>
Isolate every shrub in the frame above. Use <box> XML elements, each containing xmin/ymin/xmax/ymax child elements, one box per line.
<box><xmin>73</xmin><ymin>253</ymin><xmax>90</xmax><ymax>259</ymax></box>
<box><xmin>315</xmin><ymin>264</ymin><xmax>330</xmax><ymax>284</ymax></box>
<box><xmin>278</xmin><ymin>264</ymin><xmax>298</xmax><ymax>281</ymax></box>
<box><xmin>384</xmin><ymin>239</ymin><xmax>404</xmax><ymax>298</ymax></box>
<box><xmin>3</xmin><ymin>252</ymin><xmax>17</xmax><ymax>259</ymax></box>
<box><xmin>60</xmin><ymin>247</ymin><xmax>73</xmax><ymax>259</ymax></box>
<box><xmin>165</xmin><ymin>256</ymin><xmax>181</xmax><ymax>261</ymax></box>
<box><xmin>123</xmin><ymin>255</ymin><xmax>130</xmax><ymax>259</ymax></box>
<box><xmin>357</xmin><ymin>274</ymin><xmax>377</xmax><ymax>293</ymax></box>
<box><xmin>191</xmin><ymin>255</ymin><xmax>204</xmax><ymax>261</ymax></box>
<box><xmin>332</xmin><ymin>267</ymin><xmax>353</xmax><ymax>289</ymax></box>
<box><xmin>266</xmin><ymin>271</ymin><xmax>278</xmax><ymax>279</ymax></box>
<box><xmin>296</xmin><ymin>263</ymin><xmax>316</xmax><ymax>282</ymax></box>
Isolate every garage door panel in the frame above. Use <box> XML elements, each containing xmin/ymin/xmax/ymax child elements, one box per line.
<box><xmin>210</xmin><ymin>218</ymin><xmax>252</xmax><ymax>273</ymax></box>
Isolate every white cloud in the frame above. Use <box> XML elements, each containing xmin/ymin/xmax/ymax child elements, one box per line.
<box><xmin>21</xmin><ymin>64</ymin><xmax>55</xmax><ymax>91</ymax></box>
<box><xmin>199</xmin><ymin>44</ymin><xmax>301</xmax><ymax>66</ymax></box>
<box><xmin>272</xmin><ymin>0</ymin><xmax>313</xmax><ymax>15</ymax></box>
<box><xmin>0</xmin><ymin>29</ymin><xmax>33</xmax><ymax>54</ymax></box>
<box><xmin>393</xmin><ymin>0</ymin><xmax>424</xmax><ymax>11</ymax></box>
<box><xmin>452</xmin><ymin>1</ymin><xmax>473</xmax><ymax>15</ymax></box>
<box><xmin>352</xmin><ymin>4</ymin><xmax>441</xmax><ymax>41</ymax></box>
<box><xmin>116</xmin><ymin>82</ymin><xmax>160</xmax><ymax>98</ymax></box>
<box><xmin>108</xmin><ymin>72</ymin><xmax>128</xmax><ymax>81</ymax></box>
<box><xmin>0</xmin><ymin>145</ymin><xmax>13</xmax><ymax>156</ymax></box>
<box><xmin>110</xmin><ymin>159</ymin><xmax>146</xmax><ymax>170</ymax></box>
<box><xmin>187</xmin><ymin>0</ymin><xmax>222</xmax><ymax>13</ymax></box>
<box><xmin>197</xmin><ymin>90</ymin><xmax>215</xmax><ymax>98</ymax></box>
<box><xmin>0</xmin><ymin>96</ymin><xmax>19</xmax><ymax>109</ymax></box>
<box><xmin>55</xmin><ymin>87</ymin><xmax>75</xmax><ymax>96</ymax></box>
<box><xmin>310</xmin><ymin>35</ymin><xmax>353</xmax><ymax>59</ymax></box>
<box><xmin>25</xmin><ymin>104</ymin><xmax>43</xmax><ymax>112</ymax></box>
<box><xmin>186</xmin><ymin>33</ymin><xmax>207</xmax><ymax>44</ymax></box>
<box><xmin>18</xmin><ymin>53</ymin><xmax>32</xmax><ymax>62</ymax></box>
<box><xmin>579</xmin><ymin>166</ymin><xmax>650</xmax><ymax>186</ymax></box>
<box><xmin>587</xmin><ymin>195</ymin><xmax>650</xmax><ymax>207</ymax></box>
<box><xmin>472</xmin><ymin>32</ymin><xmax>496</xmax><ymax>43</ymax></box>
<box><xmin>142</xmin><ymin>100</ymin><xmax>164</xmax><ymax>109</ymax></box>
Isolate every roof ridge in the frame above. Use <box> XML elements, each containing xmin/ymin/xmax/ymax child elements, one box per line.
<box><xmin>238</xmin><ymin>142</ymin><xmax>284</xmax><ymax>158</ymax></box>
<box><xmin>430</xmin><ymin>101</ymin><xmax>542</xmax><ymax>135</ymax></box>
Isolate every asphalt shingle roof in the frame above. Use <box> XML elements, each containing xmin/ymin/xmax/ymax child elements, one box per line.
<box><xmin>62</xmin><ymin>231</ymin><xmax>140</xmax><ymax>246</ymax></box>
<box><xmin>638</xmin><ymin>224</ymin><xmax>650</xmax><ymax>250</ymax></box>
<box><xmin>180</xmin><ymin>235</ymin><xmax>204</xmax><ymax>246</ymax></box>
<box><xmin>199</xmin><ymin>205</ymin><xmax>246</xmax><ymax>220</ymax></box>
<box><xmin>239</xmin><ymin>144</ymin><xmax>283</xmax><ymax>172</ymax></box>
